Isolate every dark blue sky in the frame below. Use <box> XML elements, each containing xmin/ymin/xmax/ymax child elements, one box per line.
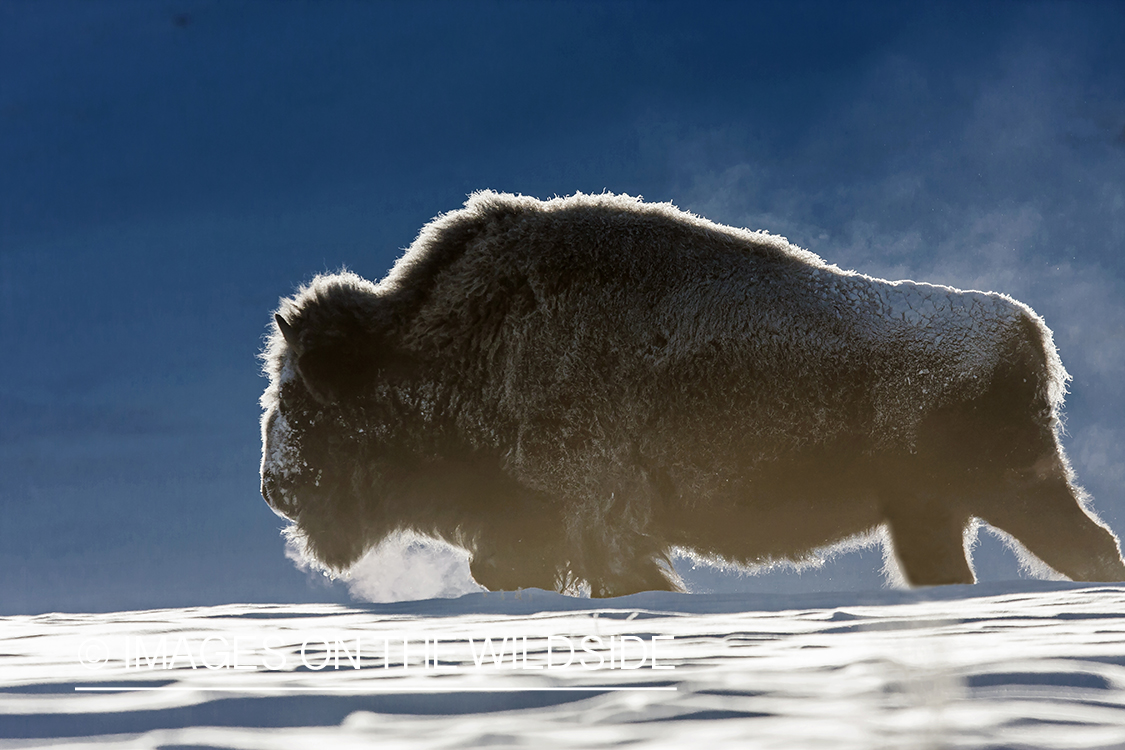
<box><xmin>3</xmin><ymin>1</ymin><xmax>1124</xmax><ymax>614</ymax></box>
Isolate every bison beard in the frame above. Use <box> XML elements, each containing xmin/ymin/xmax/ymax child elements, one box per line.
<box><xmin>259</xmin><ymin>191</ymin><xmax>1125</xmax><ymax>597</ymax></box>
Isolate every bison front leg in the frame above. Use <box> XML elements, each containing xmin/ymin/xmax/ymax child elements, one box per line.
<box><xmin>587</xmin><ymin>557</ymin><xmax>679</xmax><ymax>598</ymax></box>
<box><xmin>983</xmin><ymin>462</ymin><xmax>1125</xmax><ymax>582</ymax></box>
<box><xmin>469</xmin><ymin>551</ymin><xmax>559</xmax><ymax>592</ymax></box>
<box><xmin>469</xmin><ymin>530</ymin><xmax>567</xmax><ymax>593</ymax></box>
<box><xmin>883</xmin><ymin>495</ymin><xmax>975</xmax><ymax>586</ymax></box>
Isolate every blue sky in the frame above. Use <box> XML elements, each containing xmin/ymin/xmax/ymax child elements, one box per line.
<box><xmin>2</xmin><ymin>1</ymin><xmax>1124</xmax><ymax>613</ymax></box>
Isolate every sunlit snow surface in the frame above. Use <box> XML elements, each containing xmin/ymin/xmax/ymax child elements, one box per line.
<box><xmin>3</xmin><ymin>583</ymin><xmax>1125</xmax><ymax>749</ymax></box>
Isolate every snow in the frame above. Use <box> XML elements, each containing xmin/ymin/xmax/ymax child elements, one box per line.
<box><xmin>3</xmin><ymin>583</ymin><xmax>1124</xmax><ymax>748</ymax></box>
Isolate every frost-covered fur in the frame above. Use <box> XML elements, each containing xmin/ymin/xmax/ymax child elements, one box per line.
<box><xmin>260</xmin><ymin>191</ymin><xmax>1125</xmax><ymax>596</ymax></box>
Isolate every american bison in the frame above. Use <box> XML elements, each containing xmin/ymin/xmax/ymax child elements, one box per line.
<box><xmin>260</xmin><ymin>191</ymin><xmax>1125</xmax><ymax>596</ymax></box>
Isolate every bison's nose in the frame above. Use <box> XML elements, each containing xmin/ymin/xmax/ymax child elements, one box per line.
<box><xmin>261</xmin><ymin>474</ymin><xmax>298</xmax><ymax>520</ymax></box>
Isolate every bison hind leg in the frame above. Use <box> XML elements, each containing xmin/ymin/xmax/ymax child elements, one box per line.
<box><xmin>984</xmin><ymin>469</ymin><xmax>1125</xmax><ymax>583</ymax></box>
<box><xmin>883</xmin><ymin>498</ymin><xmax>975</xmax><ymax>586</ymax></box>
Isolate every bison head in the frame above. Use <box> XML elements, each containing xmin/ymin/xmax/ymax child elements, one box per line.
<box><xmin>259</xmin><ymin>272</ymin><xmax>412</xmax><ymax>571</ymax></box>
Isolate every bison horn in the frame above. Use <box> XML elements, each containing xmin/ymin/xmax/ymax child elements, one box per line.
<box><xmin>275</xmin><ymin>314</ymin><xmax>299</xmax><ymax>349</ymax></box>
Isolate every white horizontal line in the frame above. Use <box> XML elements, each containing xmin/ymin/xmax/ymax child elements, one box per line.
<box><xmin>74</xmin><ymin>685</ymin><xmax>677</xmax><ymax>693</ymax></box>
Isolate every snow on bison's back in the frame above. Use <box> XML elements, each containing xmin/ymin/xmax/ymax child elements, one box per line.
<box><xmin>259</xmin><ymin>191</ymin><xmax>1125</xmax><ymax>596</ymax></box>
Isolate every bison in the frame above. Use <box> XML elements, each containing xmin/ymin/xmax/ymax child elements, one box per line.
<box><xmin>260</xmin><ymin>191</ymin><xmax>1125</xmax><ymax>596</ymax></box>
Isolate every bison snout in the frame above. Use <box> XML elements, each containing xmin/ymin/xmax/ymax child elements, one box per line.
<box><xmin>261</xmin><ymin>474</ymin><xmax>299</xmax><ymax>520</ymax></box>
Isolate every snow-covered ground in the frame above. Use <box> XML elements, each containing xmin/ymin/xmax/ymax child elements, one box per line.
<box><xmin>3</xmin><ymin>582</ymin><xmax>1124</xmax><ymax>749</ymax></box>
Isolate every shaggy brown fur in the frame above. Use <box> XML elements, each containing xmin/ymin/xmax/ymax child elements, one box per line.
<box><xmin>260</xmin><ymin>191</ymin><xmax>1125</xmax><ymax>596</ymax></box>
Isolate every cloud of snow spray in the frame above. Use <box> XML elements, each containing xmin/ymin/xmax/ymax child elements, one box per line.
<box><xmin>343</xmin><ymin>532</ymin><xmax>485</xmax><ymax>603</ymax></box>
<box><xmin>287</xmin><ymin>531</ymin><xmax>483</xmax><ymax>603</ymax></box>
